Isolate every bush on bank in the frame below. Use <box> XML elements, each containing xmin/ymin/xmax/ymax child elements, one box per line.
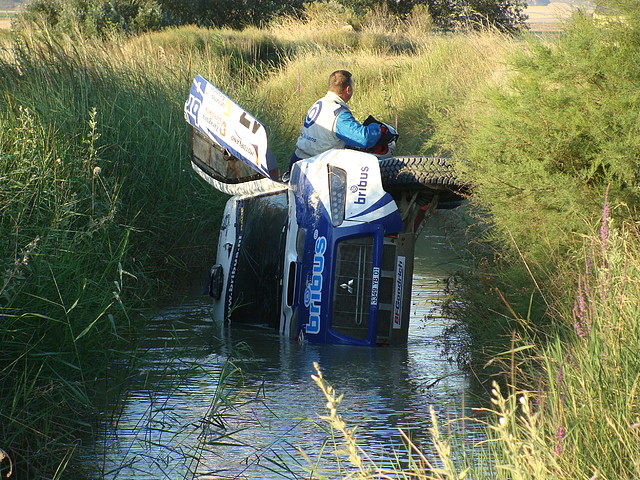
<box><xmin>443</xmin><ymin>1</ymin><xmax>640</xmax><ymax>267</ymax></box>
<box><xmin>413</xmin><ymin>1</ymin><xmax>640</xmax><ymax>478</ymax></box>
<box><xmin>427</xmin><ymin>0</ymin><xmax>640</xmax><ymax>373</ymax></box>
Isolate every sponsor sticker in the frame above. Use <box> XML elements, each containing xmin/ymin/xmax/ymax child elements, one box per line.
<box><xmin>393</xmin><ymin>256</ymin><xmax>405</xmax><ymax>329</ymax></box>
<box><xmin>371</xmin><ymin>267</ymin><xmax>380</xmax><ymax>306</ymax></box>
<box><xmin>304</xmin><ymin>234</ymin><xmax>327</xmax><ymax>334</ymax></box>
<box><xmin>226</xmin><ymin>204</ymin><xmax>245</xmax><ymax>317</ymax></box>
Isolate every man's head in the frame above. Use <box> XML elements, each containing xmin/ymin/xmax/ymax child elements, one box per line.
<box><xmin>328</xmin><ymin>70</ymin><xmax>353</xmax><ymax>102</ymax></box>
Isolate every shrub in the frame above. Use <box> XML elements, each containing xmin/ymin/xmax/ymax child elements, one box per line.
<box><xmin>22</xmin><ymin>0</ymin><xmax>163</xmax><ymax>36</ymax></box>
<box><xmin>447</xmin><ymin>5</ymin><xmax>640</xmax><ymax>265</ymax></box>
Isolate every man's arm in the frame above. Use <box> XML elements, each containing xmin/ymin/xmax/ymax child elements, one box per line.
<box><xmin>334</xmin><ymin>110</ymin><xmax>382</xmax><ymax>149</ymax></box>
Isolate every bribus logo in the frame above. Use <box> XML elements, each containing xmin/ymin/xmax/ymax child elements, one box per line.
<box><xmin>304</xmin><ymin>236</ymin><xmax>327</xmax><ymax>334</ymax></box>
<box><xmin>354</xmin><ymin>166</ymin><xmax>369</xmax><ymax>205</ymax></box>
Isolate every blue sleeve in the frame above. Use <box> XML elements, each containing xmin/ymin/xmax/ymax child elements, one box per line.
<box><xmin>334</xmin><ymin>109</ymin><xmax>381</xmax><ymax>149</ymax></box>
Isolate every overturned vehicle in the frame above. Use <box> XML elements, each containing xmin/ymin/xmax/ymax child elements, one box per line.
<box><xmin>184</xmin><ymin>75</ymin><xmax>466</xmax><ymax>347</ymax></box>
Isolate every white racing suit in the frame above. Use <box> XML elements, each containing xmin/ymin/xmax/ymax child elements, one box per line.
<box><xmin>289</xmin><ymin>91</ymin><xmax>382</xmax><ymax>169</ymax></box>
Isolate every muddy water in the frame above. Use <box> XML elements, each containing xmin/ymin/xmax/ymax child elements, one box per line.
<box><xmin>84</xmin><ymin>213</ymin><xmax>483</xmax><ymax>479</ymax></box>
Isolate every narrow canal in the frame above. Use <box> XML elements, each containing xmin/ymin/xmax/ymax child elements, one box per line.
<box><xmin>83</xmin><ymin>211</ymin><xmax>484</xmax><ymax>479</ymax></box>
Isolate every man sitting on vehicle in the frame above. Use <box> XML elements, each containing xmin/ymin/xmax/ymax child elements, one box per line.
<box><xmin>287</xmin><ymin>70</ymin><xmax>385</xmax><ymax>172</ymax></box>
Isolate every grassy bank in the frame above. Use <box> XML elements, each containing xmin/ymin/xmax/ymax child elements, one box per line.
<box><xmin>0</xmin><ymin>21</ymin><xmax>232</xmax><ymax>477</ymax></box>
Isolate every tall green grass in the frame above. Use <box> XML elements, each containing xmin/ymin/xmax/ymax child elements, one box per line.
<box><xmin>525</xmin><ymin>210</ymin><xmax>640</xmax><ymax>478</ymax></box>
<box><xmin>0</xmin><ymin>20</ymin><xmax>230</xmax><ymax>477</ymax></box>
<box><xmin>481</xmin><ymin>207</ymin><xmax>640</xmax><ymax>479</ymax></box>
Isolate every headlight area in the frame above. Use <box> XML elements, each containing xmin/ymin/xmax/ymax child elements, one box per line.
<box><xmin>328</xmin><ymin>165</ymin><xmax>347</xmax><ymax>227</ymax></box>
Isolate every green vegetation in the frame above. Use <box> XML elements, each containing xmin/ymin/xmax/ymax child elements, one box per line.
<box><xmin>19</xmin><ymin>0</ymin><xmax>527</xmax><ymax>36</ymax></box>
<box><xmin>0</xmin><ymin>14</ymin><xmax>513</xmax><ymax>474</ymax></box>
<box><xmin>0</xmin><ymin>21</ymin><xmax>229</xmax><ymax>477</ymax></box>
<box><xmin>438</xmin><ymin>0</ymin><xmax>640</xmax><ymax>368</ymax></box>
<box><xmin>1</xmin><ymin>0</ymin><xmax>639</xmax><ymax>477</ymax></box>
<box><xmin>444</xmin><ymin>7</ymin><xmax>640</xmax><ymax>264</ymax></box>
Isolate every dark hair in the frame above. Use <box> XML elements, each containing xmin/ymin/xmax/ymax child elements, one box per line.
<box><xmin>328</xmin><ymin>70</ymin><xmax>352</xmax><ymax>93</ymax></box>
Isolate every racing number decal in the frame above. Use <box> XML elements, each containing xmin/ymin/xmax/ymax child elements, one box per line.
<box><xmin>240</xmin><ymin>112</ymin><xmax>261</xmax><ymax>134</ymax></box>
<box><xmin>185</xmin><ymin>76</ymin><xmax>207</xmax><ymax>126</ymax></box>
<box><xmin>185</xmin><ymin>94</ymin><xmax>201</xmax><ymax>125</ymax></box>
<box><xmin>194</xmin><ymin>77</ymin><xmax>206</xmax><ymax>95</ymax></box>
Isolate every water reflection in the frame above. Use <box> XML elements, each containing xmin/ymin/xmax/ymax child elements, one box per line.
<box><xmin>84</xmin><ymin>213</ymin><xmax>483</xmax><ymax>479</ymax></box>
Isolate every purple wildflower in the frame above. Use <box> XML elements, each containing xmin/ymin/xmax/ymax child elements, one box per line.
<box><xmin>577</xmin><ymin>278</ymin><xmax>587</xmax><ymax>318</ymax></box>
<box><xmin>555</xmin><ymin>425</ymin><xmax>566</xmax><ymax>455</ymax></box>
<box><xmin>573</xmin><ymin>318</ymin><xmax>587</xmax><ymax>339</ymax></box>
<box><xmin>557</xmin><ymin>364</ymin><xmax>564</xmax><ymax>389</ymax></box>
<box><xmin>572</xmin><ymin>277</ymin><xmax>591</xmax><ymax>339</ymax></box>
<box><xmin>599</xmin><ymin>185</ymin><xmax>612</xmax><ymax>299</ymax></box>
<box><xmin>600</xmin><ymin>184</ymin><xmax>610</xmax><ymax>253</ymax></box>
<box><xmin>557</xmin><ymin>363</ymin><xmax>567</xmax><ymax>402</ymax></box>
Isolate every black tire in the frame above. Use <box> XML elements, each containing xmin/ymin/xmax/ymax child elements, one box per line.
<box><xmin>379</xmin><ymin>156</ymin><xmax>460</xmax><ymax>188</ymax></box>
<box><xmin>379</xmin><ymin>156</ymin><xmax>468</xmax><ymax>205</ymax></box>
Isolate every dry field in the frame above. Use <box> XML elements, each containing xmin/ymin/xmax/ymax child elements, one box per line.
<box><xmin>0</xmin><ymin>14</ymin><xmax>12</xmax><ymax>30</ymax></box>
<box><xmin>525</xmin><ymin>1</ymin><xmax>591</xmax><ymax>31</ymax></box>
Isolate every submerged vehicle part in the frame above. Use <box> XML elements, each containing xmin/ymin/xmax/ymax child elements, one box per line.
<box><xmin>213</xmin><ymin>189</ymin><xmax>288</xmax><ymax>328</ymax></box>
<box><xmin>185</xmin><ymin>75</ymin><xmax>467</xmax><ymax>346</ymax></box>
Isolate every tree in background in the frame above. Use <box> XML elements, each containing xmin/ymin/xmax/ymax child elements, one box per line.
<box><xmin>337</xmin><ymin>0</ymin><xmax>527</xmax><ymax>31</ymax></box>
<box><xmin>156</xmin><ymin>0</ymin><xmax>304</xmax><ymax>29</ymax></box>
<box><xmin>21</xmin><ymin>0</ymin><xmax>163</xmax><ymax>35</ymax></box>
<box><xmin>21</xmin><ymin>0</ymin><xmax>526</xmax><ymax>34</ymax></box>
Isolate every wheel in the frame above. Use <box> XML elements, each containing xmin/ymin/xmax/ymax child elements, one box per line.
<box><xmin>379</xmin><ymin>156</ymin><xmax>461</xmax><ymax>189</ymax></box>
<box><xmin>379</xmin><ymin>156</ymin><xmax>468</xmax><ymax>206</ymax></box>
